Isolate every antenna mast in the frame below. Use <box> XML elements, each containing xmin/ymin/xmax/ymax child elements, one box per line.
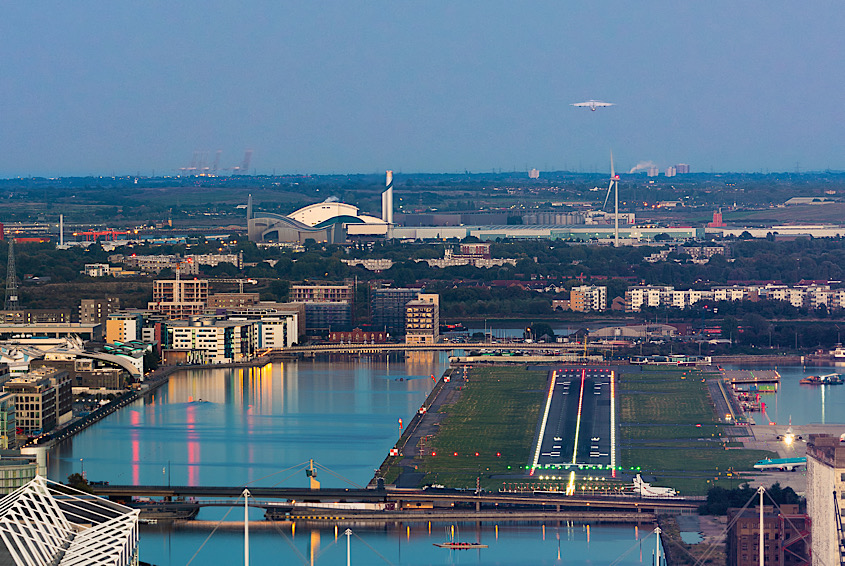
<box><xmin>4</xmin><ymin>240</ymin><xmax>19</xmax><ymax>311</ymax></box>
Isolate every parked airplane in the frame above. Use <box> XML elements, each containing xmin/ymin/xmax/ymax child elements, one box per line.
<box><xmin>632</xmin><ymin>474</ymin><xmax>677</xmax><ymax>498</ymax></box>
<box><xmin>571</xmin><ymin>100</ymin><xmax>615</xmax><ymax>111</ymax></box>
<box><xmin>753</xmin><ymin>457</ymin><xmax>806</xmax><ymax>472</ymax></box>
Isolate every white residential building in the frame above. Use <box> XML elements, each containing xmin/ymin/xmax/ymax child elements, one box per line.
<box><xmin>625</xmin><ymin>286</ymin><xmax>674</xmax><ymax>312</ymax></box>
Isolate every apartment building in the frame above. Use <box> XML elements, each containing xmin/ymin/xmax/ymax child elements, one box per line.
<box><xmin>149</xmin><ymin>278</ymin><xmax>209</xmax><ymax>318</ymax></box>
<box><xmin>570</xmin><ymin>286</ymin><xmax>607</xmax><ymax>312</ymax></box>
<box><xmin>290</xmin><ymin>283</ymin><xmax>353</xmax><ymax>303</ymax></box>
<box><xmin>80</xmin><ymin>297</ymin><xmax>120</xmax><ymax>325</ymax></box>
<box><xmin>405</xmin><ymin>293</ymin><xmax>439</xmax><ymax>345</ymax></box>
<box><xmin>3</xmin><ymin>368</ymin><xmax>72</xmax><ymax>435</ymax></box>
<box><xmin>625</xmin><ymin>286</ymin><xmax>674</xmax><ymax>312</ymax></box>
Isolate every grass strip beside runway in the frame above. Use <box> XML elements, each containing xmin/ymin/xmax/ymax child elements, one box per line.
<box><xmin>618</xmin><ymin>367</ymin><xmax>774</xmax><ymax>494</ymax></box>
<box><xmin>418</xmin><ymin>366</ymin><xmax>547</xmax><ymax>489</ymax></box>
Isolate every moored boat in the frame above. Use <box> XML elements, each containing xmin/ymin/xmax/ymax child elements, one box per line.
<box><xmin>434</xmin><ymin>542</ymin><xmax>488</xmax><ymax>549</ymax></box>
<box><xmin>800</xmin><ymin>372</ymin><xmax>843</xmax><ymax>385</ymax></box>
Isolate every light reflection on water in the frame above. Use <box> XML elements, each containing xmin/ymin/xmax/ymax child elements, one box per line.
<box><xmin>46</xmin><ymin>353</ymin><xmax>664</xmax><ymax>565</ymax></box>
<box><xmin>725</xmin><ymin>364</ymin><xmax>845</xmax><ymax>425</ymax></box>
<box><xmin>143</xmin><ymin>520</ymin><xmax>655</xmax><ymax>566</ymax></box>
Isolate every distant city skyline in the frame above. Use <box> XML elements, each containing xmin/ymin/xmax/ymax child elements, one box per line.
<box><xmin>1</xmin><ymin>2</ymin><xmax>843</xmax><ymax>177</ymax></box>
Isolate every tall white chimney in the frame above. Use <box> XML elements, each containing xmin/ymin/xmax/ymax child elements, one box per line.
<box><xmin>59</xmin><ymin>214</ymin><xmax>64</xmax><ymax>247</ymax></box>
<box><xmin>382</xmin><ymin>170</ymin><xmax>394</xmax><ymax>224</ymax></box>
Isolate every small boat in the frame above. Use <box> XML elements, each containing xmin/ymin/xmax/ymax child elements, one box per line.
<box><xmin>800</xmin><ymin>373</ymin><xmax>843</xmax><ymax>385</ymax></box>
<box><xmin>433</xmin><ymin>542</ymin><xmax>488</xmax><ymax>549</ymax></box>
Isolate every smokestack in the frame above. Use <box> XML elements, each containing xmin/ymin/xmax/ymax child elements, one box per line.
<box><xmin>59</xmin><ymin>214</ymin><xmax>64</xmax><ymax>246</ymax></box>
<box><xmin>247</xmin><ymin>194</ymin><xmax>253</xmax><ymax>221</ymax></box>
<box><xmin>382</xmin><ymin>171</ymin><xmax>393</xmax><ymax>224</ymax></box>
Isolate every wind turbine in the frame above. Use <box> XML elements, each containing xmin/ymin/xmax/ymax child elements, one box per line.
<box><xmin>602</xmin><ymin>151</ymin><xmax>620</xmax><ymax>246</ymax></box>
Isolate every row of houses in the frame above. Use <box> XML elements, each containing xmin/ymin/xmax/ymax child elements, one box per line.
<box><xmin>625</xmin><ymin>281</ymin><xmax>844</xmax><ymax>312</ymax></box>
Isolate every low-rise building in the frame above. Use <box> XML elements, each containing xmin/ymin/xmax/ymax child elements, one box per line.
<box><xmin>726</xmin><ymin>504</ymin><xmax>809</xmax><ymax>566</ymax></box>
<box><xmin>163</xmin><ymin>318</ymin><xmax>255</xmax><ymax>364</ymax></box>
<box><xmin>328</xmin><ymin>328</ymin><xmax>388</xmax><ymax>344</ymax></box>
<box><xmin>0</xmin><ymin>453</ymin><xmax>37</xmax><ymax>493</ymax></box>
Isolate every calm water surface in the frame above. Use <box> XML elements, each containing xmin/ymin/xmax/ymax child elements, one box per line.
<box><xmin>46</xmin><ymin>353</ymin><xmax>664</xmax><ymax>565</ymax></box>
<box><xmin>726</xmin><ymin>364</ymin><xmax>845</xmax><ymax>425</ymax></box>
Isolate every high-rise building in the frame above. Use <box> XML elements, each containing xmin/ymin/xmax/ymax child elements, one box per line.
<box><xmin>372</xmin><ymin>287</ymin><xmax>419</xmax><ymax>335</ymax></box>
<box><xmin>80</xmin><ymin>297</ymin><xmax>121</xmax><ymax>325</ymax></box>
<box><xmin>665</xmin><ymin>166</ymin><xmax>677</xmax><ymax>177</ymax></box>
<box><xmin>528</xmin><ymin>168</ymin><xmax>540</xmax><ymax>179</ymax></box>
<box><xmin>647</xmin><ymin>166</ymin><xmax>659</xmax><ymax>177</ymax></box>
<box><xmin>676</xmin><ymin>163</ymin><xmax>690</xmax><ymax>174</ymax></box>
<box><xmin>405</xmin><ymin>293</ymin><xmax>439</xmax><ymax>345</ymax></box>
<box><xmin>807</xmin><ymin>434</ymin><xmax>845</xmax><ymax>566</ymax></box>
<box><xmin>149</xmin><ymin>278</ymin><xmax>208</xmax><ymax>318</ymax></box>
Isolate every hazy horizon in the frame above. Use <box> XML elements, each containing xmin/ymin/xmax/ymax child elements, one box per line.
<box><xmin>2</xmin><ymin>2</ymin><xmax>843</xmax><ymax>177</ymax></box>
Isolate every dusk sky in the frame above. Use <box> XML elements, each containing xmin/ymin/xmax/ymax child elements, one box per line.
<box><xmin>2</xmin><ymin>2</ymin><xmax>843</xmax><ymax>177</ymax></box>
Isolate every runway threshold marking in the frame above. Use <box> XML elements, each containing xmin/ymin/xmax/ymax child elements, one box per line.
<box><xmin>571</xmin><ymin>368</ymin><xmax>587</xmax><ymax>464</ymax></box>
<box><xmin>531</xmin><ymin>370</ymin><xmax>557</xmax><ymax>471</ymax></box>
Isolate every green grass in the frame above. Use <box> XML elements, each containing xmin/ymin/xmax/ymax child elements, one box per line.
<box><xmin>418</xmin><ymin>366</ymin><xmax>547</xmax><ymax>489</ymax></box>
<box><xmin>411</xmin><ymin>365</ymin><xmax>775</xmax><ymax>494</ymax></box>
<box><xmin>618</xmin><ymin>367</ymin><xmax>775</xmax><ymax>494</ymax></box>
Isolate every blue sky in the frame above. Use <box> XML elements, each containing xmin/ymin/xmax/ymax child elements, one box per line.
<box><xmin>1</xmin><ymin>2</ymin><xmax>843</xmax><ymax>176</ymax></box>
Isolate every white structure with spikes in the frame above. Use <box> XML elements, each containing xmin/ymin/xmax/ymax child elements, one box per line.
<box><xmin>0</xmin><ymin>475</ymin><xmax>139</xmax><ymax>565</ymax></box>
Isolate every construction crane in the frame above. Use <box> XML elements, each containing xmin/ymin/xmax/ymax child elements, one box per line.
<box><xmin>209</xmin><ymin>278</ymin><xmax>258</xmax><ymax>294</ymax></box>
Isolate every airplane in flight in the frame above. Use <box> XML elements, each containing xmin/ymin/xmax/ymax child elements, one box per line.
<box><xmin>571</xmin><ymin>100</ymin><xmax>615</xmax><ymax>111</ymax></box>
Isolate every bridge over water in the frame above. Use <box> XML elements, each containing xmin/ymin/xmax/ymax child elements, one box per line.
<box><xmin>268</xmin><ymin>342</ymin><xmax>597</xmax><ymax>356</ymax></box>
<box><xmin>93</xmin><ymin>485</ymin><xmax>699</xmax><ymax>516</ymax></box>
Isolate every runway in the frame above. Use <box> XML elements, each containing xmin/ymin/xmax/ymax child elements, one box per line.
<box><xmin>532</xmin><ymin>367</ymin><xmax>615</xmax><ymax>470</ymax></box>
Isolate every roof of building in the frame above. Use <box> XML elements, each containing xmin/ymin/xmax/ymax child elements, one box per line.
<box><xmin>0</xmin><ymin>476</ymin><xmax>138</xmax><ymax>566</ymax></box>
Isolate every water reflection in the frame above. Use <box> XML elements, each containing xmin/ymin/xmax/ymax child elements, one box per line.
<box><xmin>143</xmin><ymin>520</ymin><xmax>656</xmax><ymax>566</ymax></box>
<box><xmin>48</xmin><ymin>355</ymin><xmax>448</xmax><ymax>488</ymax></box>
